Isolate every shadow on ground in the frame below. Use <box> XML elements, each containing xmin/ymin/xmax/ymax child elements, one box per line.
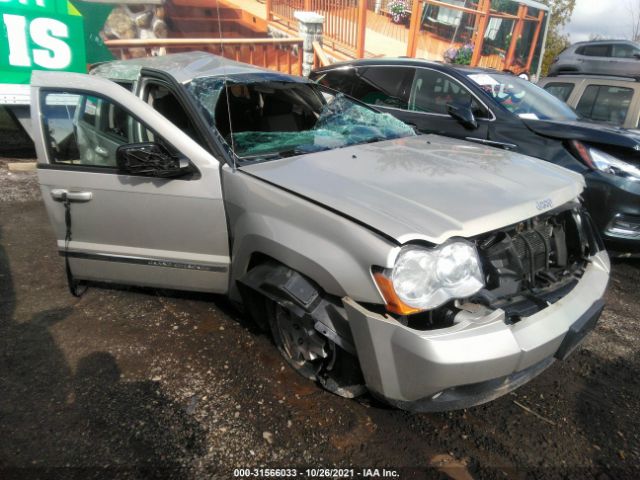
<box><xmin>574</xmin><ymin>350</ymin><xmax>640</xmax><ymax>479</ymax></box>
<box><xmin>0</xmin><ymin>226</ymin><xmax>207</xmax><ymax>478</ymax></box>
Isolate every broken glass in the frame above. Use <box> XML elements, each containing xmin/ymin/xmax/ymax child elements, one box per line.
<box><xmin>186</xmin><ymin>75</ymin><xmax>415</xmax><ymax>163</ymax></box>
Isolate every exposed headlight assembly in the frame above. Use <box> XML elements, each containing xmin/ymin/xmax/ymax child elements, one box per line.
<box><xmin>374</xmin><ymin>241</ymin><xmax>485</xmax><ymax>315</ymax></box>
<box><xmin>572</xmin><ymin>141</ymin><xmax>640</xmax><ymax>181</ymax></box>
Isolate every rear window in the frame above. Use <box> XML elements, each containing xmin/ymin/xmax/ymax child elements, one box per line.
<box><xmin>543</xmin><ymin>82</ymin><xmax>575</xmax><ymax>103</ymax></box>
<box><xmin>611</xmin><ymin>43</ymin><xmax>640</xmax><ymax>59</ymax></box>
<box><xmin>576</xmin><ymin>85</ymin><xmax>634</xmax><ymax>125</ymax></box>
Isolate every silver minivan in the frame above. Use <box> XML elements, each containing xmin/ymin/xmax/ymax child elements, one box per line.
<box><xmin>30</xmin><ymin>52</ymin><xmax>610</xmax><ymax>412</ymax></box>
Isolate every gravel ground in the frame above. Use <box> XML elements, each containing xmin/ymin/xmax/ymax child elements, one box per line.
<box><xmin>0</xmin><ymin>158</ymin><xmax>41</xmax><ymax>203</ymax></box>
<box><xmin>1</xmin><ymin>159</ymin><xmax>639</xmax><ymax>479</ymax></box>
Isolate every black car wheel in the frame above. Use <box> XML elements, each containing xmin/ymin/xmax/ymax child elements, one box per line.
<box><xmin>267</xmin><ymin>299</ymin><xmax>331</xmax><ymax>381</ymax></box>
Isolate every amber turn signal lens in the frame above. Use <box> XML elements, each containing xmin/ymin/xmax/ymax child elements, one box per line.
<box><xmin>570</xmin><ymin>140</ymin><xmax>594</xmax><ymax>168</ymax></box>
<box><xmin>373</xmin><ymin>272</ymin><xmax>422</xmax><ymax>316</ymax></box>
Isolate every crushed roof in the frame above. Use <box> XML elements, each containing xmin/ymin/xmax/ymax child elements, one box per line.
<box><xmin>90</xmin><ymin>51</ymin><xmax>273</xmax><ymax>83</ymax></box>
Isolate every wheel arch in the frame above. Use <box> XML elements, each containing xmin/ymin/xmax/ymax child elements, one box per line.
<box><xmin>230</xmin><ymin>235</ymin><xmax>347</xmax><ymax>305</ymax></box>
<box><xmin>235</xmin><ymin>254</ymin><xmax>365</xmax><ymax>396</ymax></box>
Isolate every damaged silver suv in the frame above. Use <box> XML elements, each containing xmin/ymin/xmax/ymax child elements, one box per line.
<box><xmin>31</xmin><ymin>52</ymin><xmax>609</xmax><ymax>411</ymax></box>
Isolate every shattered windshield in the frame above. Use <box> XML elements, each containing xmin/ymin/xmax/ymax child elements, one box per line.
<box><xmin>187</xmin><ymin>76</ymin><xmax>415</xmax><ymax>163</ymax></box>
<box><xmin>467</xmin><ymin>73</ymin><xmax>579</xmax><ymax>122</ymax></box>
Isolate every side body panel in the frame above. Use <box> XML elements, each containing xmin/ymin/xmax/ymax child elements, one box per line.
<box><xmin>487</xmin><ymin>119</ymin><xmax>587</xmax><ymax>173</ymax></box>
<box><xmin>222</xmin><ymin>166</ymin><xmax>397</xmax><ymax>304</ymax></box>
<box><xmin>582</xmin><ymin>54</ymin><xmax>609</xmax><ymax>75</ymax></box>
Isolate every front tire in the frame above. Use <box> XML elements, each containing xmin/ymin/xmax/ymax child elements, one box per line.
<box><xmin>267</xmin><ymin>299</ymin><xmax>331</xmax><ymax>381</ymax></box>
<box><xmin>239</xmin><ymin>262</ymin><xmax>366</xmax><ymax>398</ymax></box>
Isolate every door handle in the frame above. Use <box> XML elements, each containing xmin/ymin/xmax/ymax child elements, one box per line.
<box><xmin>50</xmin><ymin>189</ymin><xmax>93</xmax><ymax>203</ymax></box>
<box><xmin>95</xmin><ymin>146</ymin><xmax>108</xmax><ymax>157</ymax></box>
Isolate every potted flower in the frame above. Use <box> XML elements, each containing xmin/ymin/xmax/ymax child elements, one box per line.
<box><xmin>453</xmin><ymin>43</ymin><xmax>473</xmax><ymax>65</ymax></box>
<box><xmin>442</xmin><ymin>44</ymin><xmax>474</xmax><ymax>65</ymax></box>
<box><xmin>387</xmin><ymin>0</ymin><xmax>410</xmax><ymax>25</ymax></box>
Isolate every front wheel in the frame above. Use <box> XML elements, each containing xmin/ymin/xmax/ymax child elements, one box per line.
<box><xmin>267</xmin><ymin>300</ymin><xmax>331</xmax><ymax>381</ymax></box>
<box><xmin>239</xmin><ymin>262</ymin><xmax>366</xmax><ymax>398</ymax></box>
<box><xmin>264</xmin><ymin>296</ymin><xmax>365</xmax><ymax>399</ymax></box>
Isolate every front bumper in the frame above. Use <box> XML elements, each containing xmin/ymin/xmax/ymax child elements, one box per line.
<box><xmin>343</xmin><ymin>251</ymin><xmax>610</xmax><ymax>412</ymax></box>
<box><xmin>584</xmin><ymin>172</ymin><xmax>640</xmax><ymax>255</ymax></box>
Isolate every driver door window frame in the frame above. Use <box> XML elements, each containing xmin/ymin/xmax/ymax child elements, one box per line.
<box><xmin>407</xmin><ymin>66</ymin><xmax>496</xmax><ymax>121</ymax></box>
<box><xmin>39</xmin><ymin>88</ymin><xmax>200</xmax><ymax>179</ymax></box>
<box><xmin>351</xmin><ymin>65</ymin><xmax>415</xmax><ymax>111</ymax></box>
<box><xmin>135</xmin><ymin>73</ymin><xmax>230</xmax><ymax>165</ymax></box>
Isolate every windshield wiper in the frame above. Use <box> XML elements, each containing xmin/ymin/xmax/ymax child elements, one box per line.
<box><xmin>237</xmin><ymin>148</ymin><xmax>309</xmax><ymax>164</ymax></box>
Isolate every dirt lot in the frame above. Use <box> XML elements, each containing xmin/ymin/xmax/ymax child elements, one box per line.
<box><xmin>1</xmin><ymin>157</ymin><xmax>639</xmax><ymax>479</ymax></box>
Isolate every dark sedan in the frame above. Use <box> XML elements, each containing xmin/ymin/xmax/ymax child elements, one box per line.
<box><xmin>311</xmin><ymin>59</ymin><xmax>640</xmax><ymax>255</ymax></box>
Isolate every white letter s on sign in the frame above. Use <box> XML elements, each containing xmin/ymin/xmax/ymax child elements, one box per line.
<box><xmin>30</xmin><ymin>17</ymin><xmax>71</xmax><ymax>69</ymax></box>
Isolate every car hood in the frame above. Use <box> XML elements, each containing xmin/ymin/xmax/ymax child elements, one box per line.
<box><xmin>241</xmin><ymin>135</ymin><xmax>584</xmax><ymax>244</ymax></box>
<box><xmin>523</xmin><ymin>119</ymin><xmax>640</xmax><ymax>150</ymax></box>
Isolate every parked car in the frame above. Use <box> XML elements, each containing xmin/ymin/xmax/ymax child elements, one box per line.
<box><xmin>548</xmin><ymin>40</ymin><xmax>640</xmax><ymax>78</ymax></box>
<box><xmin>311</xmin><ymin>59</ymin><xmax>640</xmax><ymax>255</ymax></box>
<box><xmin>538</xmin><ymin>75</ymin><xmax>640</xmax><ymax>129</ymax></box>
<box><xmin>31</xmin><ymin>52</ymin><xmax>609</xmax><ymax>412</ymax></box>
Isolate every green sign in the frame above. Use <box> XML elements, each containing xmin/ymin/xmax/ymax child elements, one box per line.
<box><xmin>0</xmin><ymin>0</ymin><xmax>87</xmax><ymax>84</ymax></box>
<box><xmin>72</xmin><ymin>0</ymin><xmax>115</xmax><ymax>65</ymax></box>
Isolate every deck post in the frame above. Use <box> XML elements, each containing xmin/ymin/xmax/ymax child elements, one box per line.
<box><xmin>356</xmin><ymin>0</ymin><xmax>368</xmax><ymax>58</ymax></box>
<box><xmin>406</xmin><ymin>0</ymin><xmax>423</xmax><ymax>57</ymax></box>
<box><xmin>505</xmin><ymin>4</ymin><xmax>527</xmax><ymax>70</ymax></box>
<box><xmin>525</xmin><ymin>9</ymin><xmax>545</xmax><ymax>73</ymax></box>
<box><xmin>266</xmin><ymin>0</ymin><xmax>272</xmax><ymax>21</ymax></box>
<box><xmin>295</xmin><ymin>11</ymin><xmax>324</xmax><ymax>76</ymax></box>
<box><xmin>470</xmin><ymin>0</ymin><xmax>490</xmax><ymax>67</ymax></box>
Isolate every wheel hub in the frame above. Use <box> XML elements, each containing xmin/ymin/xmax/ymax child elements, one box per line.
<box><xmin>273</xmin><ymin>304</ymin><xmax>328</xmax><ymax>366</ymax></box>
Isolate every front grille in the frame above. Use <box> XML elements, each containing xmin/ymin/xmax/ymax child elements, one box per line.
<box><xmin>474</xmin><ymin>206</ymin><xmax>599</xmax><ymax>320</ymax></box>
<box><xmin>512</xmin><ymin>223</ymin><xmax>554</xmax><ymax>276</ymax></box>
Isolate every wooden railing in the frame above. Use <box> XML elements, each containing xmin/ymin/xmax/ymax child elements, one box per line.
<box><xmin>270</xmin><ymin>0</ymin><xmax>305</xmax><ymax>31</ymax></box>
<box><xmin>270</xmin><ymin>0</ymin><xmax>365</xmax><ymax>55</ymax></box>
<box><xmin>312</xmin><ymin>41</ymin><xmax>332</xmax><ymax>68</ymax></box>
<box><xmin>313</xmin><ymin>0</ymin><xmax>359</xmax><ymax>55</ymax></box>
<box><xmin>105</xmin><ymin>38</ymin><xmax>304</xmax><ymax>76</ymax></box>
<box><xmin>270</xmin><ymin>0</ymin><xmax>547</xmax><ymax>73</ymax></box>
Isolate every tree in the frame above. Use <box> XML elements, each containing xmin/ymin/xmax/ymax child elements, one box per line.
<box><xmin>539</xmin><ymin>0</ymin><xmax>576</xmax><ymax>76</ymax></box>
<box><xmin>627</xmin><ymin>0</ymin><xmax>640</xmax><ymax>41</ymax></box>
